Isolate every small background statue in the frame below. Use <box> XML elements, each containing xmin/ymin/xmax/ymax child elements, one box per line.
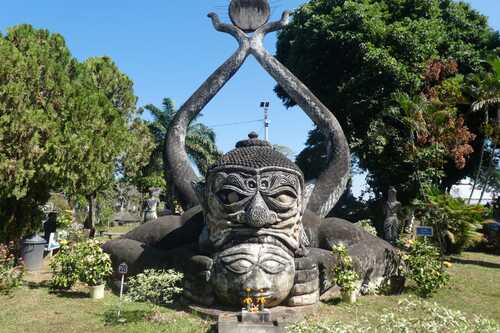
<box><xmin>142</xmin><ymin>188</ymin><xmax>161</xmax><ymax>223</ymax></box>
<box><xmin>384</xmin><ymin>187</ymin><xmax>402</xmax><ymax>243</ymax></box>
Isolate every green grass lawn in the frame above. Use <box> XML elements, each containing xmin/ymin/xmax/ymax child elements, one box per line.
<box><xmin>0</xmin><ymin>251</ymin><xmax>498</xmax><ymax>333</ymax></box>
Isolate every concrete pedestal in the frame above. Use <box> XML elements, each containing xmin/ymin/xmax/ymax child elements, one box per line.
<box><xmin>218</xmin><ymin>312</ymin><xmax>285</xmax><ymax>333</ymax></box>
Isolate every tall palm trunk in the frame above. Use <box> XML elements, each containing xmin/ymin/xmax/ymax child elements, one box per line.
<box><xmin>468</xmin><ymin>112</ymin><xmax>489</xmax><ymax>204</ymax></box>
<box><xmin>478</xmin><ymin>107</ymin><xmax>500</xmax><ymax>204</ymax></box>
<box><xmin>468</xmin><ymin>139</ymin><xmax>486</xmax><ymax>204</ymax></box>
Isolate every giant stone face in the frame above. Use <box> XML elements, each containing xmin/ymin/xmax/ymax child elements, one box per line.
<box><xmin>198</xmin><ymin>133</ymin><xmax>307</xmax><ymax>307</ymax></box>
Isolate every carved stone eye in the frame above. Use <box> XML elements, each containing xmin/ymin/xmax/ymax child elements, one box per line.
<box><xmin>260</xmin><ymin>180</ymin><xmax>269</xmax><ymax>189</ymax></box>
<box><xmin>218</xmin><ymin>190</ymin><xmax>244</xmax><ymax>205</ymax></box>
<box><xmin>247</xmin><ymin>180</ymin><xmax>257</xmax><ymax>189</ymax></box>
<box><xmin>276</xmin><ymin>193</ymin><xmax>294</xmax><ymax>204</ymax></box>
<box><xmin>260</xmin><ymin>259</ymin><xmax>286</xmax><ymax>274</ymax></box>
<box><xmin>224</xmin><ymin>258</ymin><xmax>254</xmax><ymax>274</ymax></box>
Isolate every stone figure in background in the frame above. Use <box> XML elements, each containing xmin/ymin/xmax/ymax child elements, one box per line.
<box><xmin>384</xmin><ymin>187</ymin><xmax>402</xmax><ymax>243</ymax></box>
<box><xmin>403</xmin><ymin>209</ymin><xmax>415</xmax><ymax>235</ymax></box>
<box><xmin>43</xmin><ymin>212</ymin><xmax>58</xmax><ymax>243</ymax></box>
<box><xmin>142</xmin><ymin>188</ymin><xmax>160</xmax><ymax>223</ymax></box>
<box><xmin>103</xmin><ymin>0</ymin><xmax>404</xmax><ymax>309</ymax></box>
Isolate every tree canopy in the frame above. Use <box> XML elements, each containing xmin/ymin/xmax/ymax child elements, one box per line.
<box><xmin>138</xmin><ymin>98</ymin><xmax>221</xmax><ymax>210</ymax></box>
<box><xmin>0</xmin><ymin>25</ymin><xmax>152</xmax><ymax>240</ymax></box>
<box><xmin>276</xmin><ymin>0</ymin><xmax>500</xmax><ymax>204</ymax></box>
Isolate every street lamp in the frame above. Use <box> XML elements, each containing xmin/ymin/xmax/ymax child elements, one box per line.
<box><xmin>260</xmin><ymin>101</ymin><xmax>270</xmax><ymax>141</ymax></box>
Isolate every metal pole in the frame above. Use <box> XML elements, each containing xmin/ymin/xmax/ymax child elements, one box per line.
<box><xmin>261</xmin><ymin>101</ymin><xmax>270</xmax><ymax>141</ymax></box>
<box><xmin>264</xmin><ymin>106</ymin><xmax>269</xmax><ymax>141</ymax></box>
<box><xmin>118</xmin><ymin>273</ymin><xmax>125</xmax><ymax>317</ymax></box>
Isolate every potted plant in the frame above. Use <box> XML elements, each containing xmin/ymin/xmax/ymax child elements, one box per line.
<box><xmin>331</xmin><ymin>244</ymin><xmax>359</xmax><ymax>304</ymax></box>
<box><xmin>50</xmin><ymin>240</ymin><xmax>112</xmax><ymax>299</ymax></box>
<box><xmin>77</xmin><ymin>240</ymin><xmax>112</xmax><ymax>299</ymax></box>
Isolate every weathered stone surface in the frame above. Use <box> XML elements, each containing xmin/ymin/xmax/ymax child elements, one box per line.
<box><xmin>218</xmin><ymin>315</ymin><xmax>285</xmax><ymax>333</ymax></box>
<box><xmin>229</xmin><ymin>0</ymin><xmax>270</xmax><ymax>33</ymax></box>
<box><xmin>165</xmin><ymin>9</ymin><xmax>350</xmax><ymax>219</ymax></box>
<box><xmin>102</xmin><ymin>2</ymin><xmax>405</xmax><ymax>311</ymax></box>
<box><xmin>241</xmin><ymin>310</ymin><xmax>271</xmax><ymax>323</ymax></box>
<box><xmin>384</xmin><ymin>187</ymin><xmax>402</xmax><ymax>243</ymax></box>
<box><xmin>212</xmin><ymin>243</ymin><xmax>295</xmax><ymax>307</ymax></box>
<box><xmin>190</xmin><ymin>303</ymin><xmax>318</xmax><ymax>321</ymax></box>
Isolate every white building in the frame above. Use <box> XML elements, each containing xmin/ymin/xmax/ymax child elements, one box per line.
<box><xmin>450</xmin><ymin>179</ymin><xmax>495</xmax><ymax>205</ymax></box>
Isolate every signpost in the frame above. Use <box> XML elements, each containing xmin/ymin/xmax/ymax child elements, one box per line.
<box><xmin>117</xmin><ymin>263</ymin><xmax>128</xmax><ymax>319</ymax></box>
<box><xmin>416</xmin><ymin>226</ymin><xmax>434</xmax><ymax>237</ymax></box>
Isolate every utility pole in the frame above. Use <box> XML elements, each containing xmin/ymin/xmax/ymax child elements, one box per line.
<box><xmin>260</xmin><ymin>101</ymin><xmax>270</xmax><ymax>141</ymax></box>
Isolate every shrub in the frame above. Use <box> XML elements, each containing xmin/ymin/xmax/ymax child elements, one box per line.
<box><xmin>354</xmin><ymin>219</ymin><xmax>377</xmax><ymax>236</ymax></box>
<box><xmin>482</xmin><ymin>220</ymin><xmax>500</xmax><ymax>254</ymax></box>
<box><xmin>76</xmin><ymin>240</ymin><xmax>112</xmax><ymax>286</ymax></box>
<box><xmin>57</xmin><ymin>210</ymin><xmax>74</xmax><ymax>229</ymax></box>
<box><xmin>49</xmin><ymin>242</ymin><xmax>80</xmax><ymax>290</ymax></box>
<box><xmin>331</xmin><ymin>244</ymin><xmax>359</xmax><ymax>294</ymax></box>
<box><xmin>287</xmin><ymin>297</ymin><xmax>500</xmax><ymax>333</ymax></box>
<box><xmin>401</xmin><ymin>239</ymin><xmax>448</xmax><ymax>298</ymax></box>
<box><xmin>126</xmin><ymin>269</ymin><xmax>183</xmax><ymax>305</ymax></box>
<box><xmin>414</xmin><ymin>187</ymin><xmax>488</xmax><ymax>254</ymax></box>
<box><xmin>50</xmin><ymin>239</ymin><xmax>112</xmax><ymax>289</ymax></box>
<box><xmin>0</xmin><ymin>242</ymin><xmax>24</xmax><ymax>294</ymax></box>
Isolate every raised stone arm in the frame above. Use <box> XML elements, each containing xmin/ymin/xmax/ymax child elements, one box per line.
<box><xmin>208</xmin><ymin>12</ymin><xmax>247</xmax><ymax>43</ymax></box>
<box><xmin>256</xmin><ymin>11</ymin><xmax>291</xmax><ymax>35</ymax></box>
<box><xmin>167</xmin><ymin>2</ymin><xmax>350</xmax><ymax>218</ymax></box>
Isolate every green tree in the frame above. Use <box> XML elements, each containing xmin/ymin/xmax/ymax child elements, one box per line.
<box><xmin>276</xmin><ymin>0</ymin><xmax>500</xmax><ymax>203</ymax></box>
<box><xmin>467</xmin><ymin>58</ymin><xmax>500</xmax><ymax>203</ymax></box>
<box><xmin>141</xmin><ymin>98</ymin><xmax>220</xmax><ymax>209</ymax></box>
<box><xmin>0</xmin><ymin>25</ymin><xmax>152</xmax><ymax>240</ymax></box>
<box><xmin>0</xmin><ymin>25</ymin><xmax>77</xmax><ymax>241</ymax></box>
<box><xmin>60</xmin><ymin>57</ymin><xmax>153</xmax><ymax>229</ymax></box>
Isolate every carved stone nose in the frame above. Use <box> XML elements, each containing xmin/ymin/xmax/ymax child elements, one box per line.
<box><xmin>246</xmin><ymin>192</ymin><xmax>276</xmax><ymax>227</ymax></box>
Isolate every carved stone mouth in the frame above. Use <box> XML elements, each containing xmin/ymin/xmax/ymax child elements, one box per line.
<box><xmin>241</xmin><ymin>290</ymin><xmax>274</xmax><ymax>298</ymax></box>
<box><xmin>252</xmin><ymin>292</ymin><xmax>273</xmax><ymax>298</ymax></box>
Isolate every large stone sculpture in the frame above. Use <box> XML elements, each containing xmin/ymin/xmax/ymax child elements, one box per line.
<box><xmin>103</xmin><ymin>0</ymin><xmax>404</xmax><ymax>309</ymax></box>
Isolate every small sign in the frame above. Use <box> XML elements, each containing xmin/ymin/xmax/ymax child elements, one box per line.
<box><xmin>118</xmin><ymin>263</ymin><xmax>128</xmax><ymax>275</ymax></box>
<box><xmin>416</xmin><ymin>226</ymin><xmax>434</xmax><ymax>237</ymax></box>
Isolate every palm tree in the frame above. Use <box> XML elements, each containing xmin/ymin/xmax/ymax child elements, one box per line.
<box><xmin>467</xmin><ymin>58</ymin><xmax>500</xmax><ymax>204</ymax></box>
<box><xmin>143</xmin><ymin>98</ymin><xmax>221</xmax><ymax>209</ymax></box>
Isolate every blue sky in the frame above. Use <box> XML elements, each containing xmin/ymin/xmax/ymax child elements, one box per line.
<box><xmin>1</xmin><ymin>0</ymin><xmax>499</xmax><ymax>194</ymax></box>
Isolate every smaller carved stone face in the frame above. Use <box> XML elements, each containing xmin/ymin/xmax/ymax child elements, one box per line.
<box><xmin>212</xmin><ymin>243</ymin><xmax>295</xmax><ymax>307</ymax></box>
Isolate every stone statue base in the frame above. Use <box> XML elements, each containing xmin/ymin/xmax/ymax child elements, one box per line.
<box><xmin>213</xmin><ymin>305</ymin><xmax>316</xmax><ymax>333</ymax></box>
<box><xmin>218</xmin><ymin>315</ymin><xmax>285</xmax><ymax>333</ymax></box>
<box><xmin>189</xmin><ymin>302</ymin><xmax>317</xmax><ymax>321</ymax></box>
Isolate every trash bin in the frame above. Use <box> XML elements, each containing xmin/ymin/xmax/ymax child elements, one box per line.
<box><xmin>21</xmin><ymin>234</ymin><xmax>47</xmax><ymax>272</ymax></box>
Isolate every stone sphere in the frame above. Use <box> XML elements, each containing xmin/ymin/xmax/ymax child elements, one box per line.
<box><xmin>212</xmin><ymin>243</ymin><xmax>295</xmax><ymax>307</ymax></box>
<box><xmin>229</xmin><ymin>0</ymin><xmax>271</xmax><ymax>33</ymax></box>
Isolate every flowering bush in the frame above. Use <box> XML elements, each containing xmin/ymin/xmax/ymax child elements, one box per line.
<box><xmin>401</xmin><ymin>239</ymin><xmax>448</xmax><ymax>298</ymax></box>
<box><xmin>287</xmin><ymin>297</ymin><xmax>500</xmax><ymax>332</ymax></box>
<box><xmin>57</xmin><ymin>210</ymin><xmax>74</xmax><ymax>229</ymax></box>
<box><xmin>126</xmin><ymin>269</ymin><xmax>183</xmax><ymax>305</ymax></box>
<box><xmin>50</xmin><ymin>239</ymin><xmax>112</xmax><ymax>289</ymax></box>
<box><xmin>355</xmin><ymin>219</ymin><xmax>377</xmax><ymax>236</ymax></box>
<box><xmin>0</xmin><ymin>242</ymin><xmax>24</xmax><ymax>294</ymax></box>
<box><xmin>49</xmin><ymin>241</ymin><xmax>80</xmax><ymax>290</ymax></box>
<box><xmin>76</xmin><ymin>240</ymin><xmax>112</xmax><ymax>286</ymax></box>
<box><xmin>331</xmin><ymin>244</ymin><xmax>359</xmax><ymax>293</ymax></box>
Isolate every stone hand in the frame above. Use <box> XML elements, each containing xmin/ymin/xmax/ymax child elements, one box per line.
<box><xmin>183</xmin><ymin>255</ymin><xmax>215</xmax><ymax>306</ymax></box>
<box><xmin>287</xmin><ymin>255</ymin><xmax>320</xmax><ymax>306</ymax></box>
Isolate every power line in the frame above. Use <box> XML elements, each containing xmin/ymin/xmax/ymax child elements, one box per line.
<box><xmin>209</xmin><ymin>119</ymin><xmax>264</xmax><ymax>128</ymax></box>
